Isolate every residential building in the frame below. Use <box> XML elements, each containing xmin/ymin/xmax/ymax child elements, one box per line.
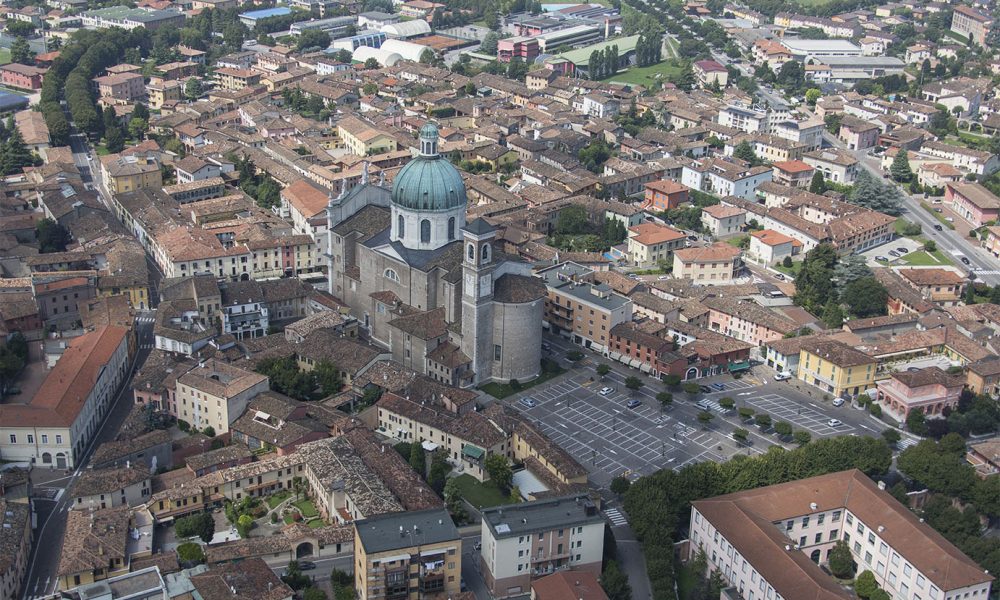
<box><xmin>146</xmin><ymin>79</ymin><xmax>182</xmax><ymax>110</ymax></box>
<box><xmin>700</xmin><ymin>204</ymin><xmax>746</xmax><ymax>237</ymax></box>
<box><xmin>0</xmin><ymin>63</ymin><xmax>45</xmax><ymax>90</ymax></box>
<box><xmin>897</xmin><ymin>267</ymin><xmax>965</xmax><ymax>306</ymax></box>
<box><xmin>693</xmin><ymin>60</ymin><xmax>728</xmax><ymax>88</ymax></box>
<box><xmin>354</xmin><ymin>508</ymin><xmax>461</xmax><ymax>600</ymax></box>
<box><xmin>689</xmin><ymin>470</ymin><xmax>994</xmax><ymax>600</ymax></box>
<box><xmin>838</xmin><ymin>116</ymin><xmax>880</xmax><ymax>151</ymax></box>
<box><xmin>946</xmin><ymin>182</ymin><xmax>1000</xmax><ymax>227</ymax></box>
<box><xmin>920</xmin><ymin>141</ymin><xmax>999</xmax><ymax>177</ymax></box>
<box><xmin>480</xmin><ymin>495</ymin><xmax>605</xmax><ymax>599</ymax></box>
<box><xmin>0</xmin><ymin>500</ymin><xmax>30</xmax><ymax>600</ymax></box>
<box><xmin>93</xmin><ymin>72</ymin><xmax>146</xmax><ymax>103</ymax></box>
<box><xmin>682</xmin><ymin>158</ymin><xmax>772</xmax><ymax>200</ymax></box>
<box><xmin>802</xmin><ymin>149</ymin><xmax>859</xmax><ymax>184</ymax></box>
<box><xmin>718</xmin><ymin>105</ymin><xmax>771</xmax><ymax>134</ymax></box>
<box><xmin>702</xmin><ymin>296</ymin><xmax>799</xmax><ymax>346</ymax></box>
<box><xmin>532</xmin><ymin>571</ymin><xmax>608</xmax><ymax>600</ymax></box>
<box><xmin>100</xmin><ymin>154</ymin><xmax>162</xmax><ymax>194</ymax></box>
<box><xmin>983</xmin><ymin>226</ymin><xmax>1000</xmax><ymax>258</ymax></box>
<box><xmin>772</xmin><ymin>120</ymin><xmax>824</xmax><ymax>152</ymax></box>
<box><xmin>0</xmin><ymin>326</ymin><xmax>129</xmax><ymax>469</ymax></box>
<box><xmin>626</xmin><ymin>222</ymin><xmax>686</xmax><ymax>268</ymax></box>
<box><xmin>537</xmin><ymin>262</ymin><xmax>633</xmax><ymax>353</ymax></box>
<box><xmin>642</xmin><ymin>180</ymin><xmax>689</xmax><ymax>211</ymax></box>
<box><xmin>747</xmin><ymin>229</ymin><xmax>801</xmax><ymax>265</ymax></box>
<box><xmin>190</xmin><ymin>559</ymin><xmax>293</xmax><ymax>600</ymax></box>
<box><xmin>57</xmin><ymin>505</ymin><xmax>153</xmax><ymax>590</ymax></box>
<box><xmin>80</xmin><ymin>6</ymin><xmax>185</xmax><ymax>30</ymax></box>
<box><xmin>214</xmin><ymin>67</ymin><xmax>262</xmax><ymax>91</ymax></box>
<box><xmin>772</xmin><ymin>160</ymin><xmax>815</xmax><ymax>188</ymax></box>
<box><xmin>174</xmin><ymin>359</ymin><xmax>269</xmax><ymax>434</ymax></box>
<box><xmin>875</xmin><ymin>366</ymin><xmax>964</xmax><ymax>420</ymax></box>
<box><xmin>69</xmin><ymin>464</ymin><xmax>152</xmax><ymax>511</ymax></box>
<box><xmin>672</xmin><ymin>243</ymin><xmax>743</xmax><ymax>284</ymax></box>
<box><xmin>951</xmin><ymin>5</ymin><xmax>994</xmax><ymax>46</ymax></box>
<box><xmin>967</xmin><ymin>438</ymin><xmax>1000</xmax><ymax>477</ymax></box>
<box><xmin>337</xmin><ymin>115</ymin><xmax>396</xmax><ymax>156</ymax></box>
<box><xmin>797</xmin><ymin>339</ymin><xmax>877</xmax><ymax>398</ymax></box>
<box><xmin>497</xmin><ymin>36</ymin><xmax>540</xmax><ymax>63</ymax></box>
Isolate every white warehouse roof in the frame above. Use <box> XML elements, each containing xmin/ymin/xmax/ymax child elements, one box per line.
<box><xmin>353</xmin><ymin>45</ymin><xmax>402</xmax><ymax>66</ymax></box>
<box><xmin>380</xmin><ymin>39</ymin><xmax>430</xmax><ymax>62</ymax></box>
<box><xmin>381</xmin><ymin>19</ymin><xmax>431</xmax><ymax>38</ymax></box>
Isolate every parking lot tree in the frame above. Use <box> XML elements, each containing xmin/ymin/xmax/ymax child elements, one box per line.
<box><xmin>625</xmin><ymin>376</ymin><xmax>643</xmax><ymax>394</ymax></box>
<box><xmin>485</xmin><ymin>454</ymin><xmax>513</xmax><ymax>491</ymax></box>
<box><xmin>718</xmin><ymin>397</ymin><xmax>735</xmax><ymax>411</ymax></box>
<box><xmin>754</xmin><ymin>414</ymin><xmax>772</xmax><ymax>429</ymax></box>
<box><xmin>737</xmin><ymin>407</ymin><xmax>754</xmax><ymax>420</ymax></box>
<box><xmin>828</xmin><ymin>540</ymin><xmax>855</xmax><ymax>578</ymax></box>
<box><xmin>682</xmin><ymin>382</ymin><xmax>701</xmax><ymax>395</ymax></box>
<box><xmin>881</xmin><ymin>428</ymin><xmax>900</xmax><ymax>446</ymax></box>
<box><xmin>774</xmin><ymin>421</ymin><xmax>793</xmax><ymax>437</ymax></box>
<box><xmin>793</xmin><ymin>430</ymin><xmax>812</xmax><ymax>446</ymax></box>
<box><xmin>697</xmin><ymin>411</ymin><xmax>714</xmax><ymax>427</ymax></box>
<box><xmin>656</xmin><ymin>392</ymin><xmax>673</xmax><ymax>410</ymax></box>
<box><xmin>732</xmin><ymin>428</ymin><xmax>748</xmax><ymax>444</ymax></box>
<box><xmin>663</xmin><ymin>374</ymin><xmax>681</xmax><ymax>389</ymax></box>
<box><xmin>597</xmin><ymin>364</ymin><xmax>611</xmax><ymax>379</ymax></box>
<box><xmin>567</xmin><ymin>350</ymin><xmax>584</xmax><ymax>362</ymax></box>
<box><xmin>610</xmin><ymin>476</ymin><xmax>631</xmax><ymax>496</ymax></box>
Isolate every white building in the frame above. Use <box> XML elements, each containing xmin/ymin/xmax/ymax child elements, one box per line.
<box><xmin>174</xmin><ymin>359</ymin><xmax>269</xmax><ymax>435</ymax></box>
<box><xmin>689</xmin><ymin>470</ymin><xmax>993</xmax><ymax>600</ymax></box>
<box><xmin>772</xmin><ymin>119</ymin><xmax>825</xmax><ymax>152</ymax></box>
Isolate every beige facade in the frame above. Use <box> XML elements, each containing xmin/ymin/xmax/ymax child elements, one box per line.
<box><xmin>672</xmin><ymin>243</ymin><xmax>742</xmax><ymax>283</ymax></box>
<box><xmin>174</xmin><ymin>360</ymin><xmax>269</xmax><ymax>434</ymax></box>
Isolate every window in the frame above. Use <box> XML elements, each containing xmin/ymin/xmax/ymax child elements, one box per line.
<box><xmin>56</xmin><ymin>435</ymin><xmax>63</xmax><ymax>444</ymax></box>
<box><xmin>817</xmin><ymin>514</ymin><xmax>825</xmax><ymax>525</ymax></box>
<box><xmin>41</xmin><ymin>434</ymin><xmax>48</xmax><ymax>444</ymax></box>
<box><xmin>468</xmin><ymin>244</ymin><xmax>475</xmax><ymax>260</ymax></box>
<box><xmin>802</xmin><ymin>516</ymin><xmax>810</xmax><ymax>528</ymax></box>
<box><xmin>27</xmin><ymin>435</ymin><xmax>33</xmax><ymax>444</ymax></box>
<box><xmin>829</xmin><ymin>530</ymin><xmax>838</xmax><ymax>541</ymax></box>
<box><xmin>814</xmin><ymin>533</ymin><xmax>822</xmax><ymax>543</ymax></box>
<box><xmin>8</xmin><ymin>435</ymin><xmax>15</xmax><ymax>444</ymax></box>
<box><xmin>384</xmin><ymin>268</ymin><xmax>400</xmax><ymax>282</ymax></box>
<box><xmin>494</xmin><ymin>345</ymin><xmax>501</xmax><ymax>360</ymax></box>
<box><xmin>398</xmin><ymin>214</ymin><xmax>405</xmax><ymax>238</ymax></box>
<box><xmin>420</xmin><ymin>219</ymin><xmax>431</xmax><ymax>244</ymax></box>
<box><xmin>448</xmin><ymin>217</ymin><xmax>455</xmax><ymax>240</ymax></box>
<box><xmin>844</xmin><ymin>513</ymin><xmax>852</xmax><ymax>525</ymax></box>
<box><xmin>483</xmin><ymin>244</ymin><xmax>490</xmax><ymax>263</ymax></box>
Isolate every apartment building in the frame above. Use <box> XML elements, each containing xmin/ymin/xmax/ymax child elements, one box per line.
<box><xmin>537</xmin><ymin>262</ymin><xmax>633</xmax><ymax>353</ymax></box>
<box><xmin>337</xmin><ymin>115</ymin><xmax>396</xmax><ymax>156</ymax></box>
<box><xmin>0</xmin><ymin>500</ymin><xmax>30</xmax><ymax>600</ymax></box>
<box><xmin>682</xmin><ymin>158</ymin><xmax>773</xmax><ymax>200</ymax></box>
<box><xmin>57</xmin><ymin>505</ymin><xmax>153</xmax><ymax>590</ymax></box>
<box><xmin>642</xmin><ymin>180</ymin><xmax>689</xmax><ymax>211</ymax></box>
<box><xmin>702</xmin><ymin>296</ymin><xmax>799</xmax><ymax>346</ymax></box>
<box><xmin>174</xmin><ymin>359</ymin><xmax>269</xmax><ymax>434</ymax></box>
<box><xmin>214</xmin><ymin>67</ymin><xmax>262</xmax><ymax>91</ymax></box>
<box><xmin>772</xmin><ymin>160</ymin><xmax>815</xmax><ymax>188</ymax></box>
<box><xmin>626</xmin><ymin>222</ymin><xmax>686</xmax><ymax>268</ymax></box>
<box><xmin>0</xmin><ymin>63</ymin><xmax>45</xmax><ymax>90</ymax></box>
<box><xmin>69</xmin><ymin>464</ymin><xmax>152</xmax><ymax>511</ymax></box>
<box><xmin>690</xmin><ymin>470</ymin><xmax>993</xmax><ymax>600</ymax></box>
<box><xmin>951</xmin><ymin>5</ymin><xmax>994</xmax><ymax>46</ymax></box>
<box><xmin>354</xmin><ymin>508</ymin><xmax>461</xmax><ymax>600</ymax></box>
<box><xmin>100</xmin><ymin>154</ymin><xmax>162</xmax><ymax>194</ymax></box>
<box><xmin>0</xmin><ymin>326</ymin><xmax>129</xmax><ymax>469</ymax></box>
<box><xmin>965</xmin><ymin>356</ymin><xmax>1000</xmax><ymax>397</ymax></box>
<box><xmin>701</xmin><ymin>205</ymin><xmax>746</xmax><ymax>237</ymax></box>
<box><xmin>897</xmin><ymin>268</ymin><xmax>965</xmax><ymax>306</ymax></box>
<box><xmin>797</xmin><ymin>339</ymin><xmax>877</xmax><ymax>398</ymax></box>
<box><xmin>803</xmin><ymin>149</ymin><xmax>859</xmax><ymax>184</ymax></box>
<box><xmin>693</xmin><ymin>60</ymin><xmax>728</xmax><ymax>88</ymax></box>
<box><xmin>921</xmin><ymin>141</ymin><xmax>999</xmax><ymax>177</ymax></box>
<box><xmin>146</xmin><ymin>79</ymin><xmax>182</xmax><ymax>110</ymax></box>
<box><xmin>747</xmin><ymin>229</ymin><xmax>802</xmax><ymax>265</ymax></box>
<box><xmin>672</xmin><ymin>243</ymin><xmax>743</xmax><ymax>284</ymax></box>
<box><xmin>93</xmin><ymin>72</ymin><xmax>146</xmax><ymax>103</ymax></box>
<box><xmin>838</xmin><ymin>116</ymin><xmax>880</xmax><ymax>151</ymax></box>
<box><xmin>946</xmin><ymin>182</ymin><xmax>1000</xmax><ymax>228</ymax></box>
<box><xmin>480</xmin><ymin>495</ymin><xmax>605</xmax><ymax>599</ymax></box>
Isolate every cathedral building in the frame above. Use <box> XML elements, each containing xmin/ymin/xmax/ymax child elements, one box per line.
<box><xmin>326</xmin><ymin>124</ymin><xmax>545</xmax><ymax>387</ymax></box>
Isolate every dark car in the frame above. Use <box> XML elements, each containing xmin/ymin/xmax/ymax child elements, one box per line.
<box><xmin>711</xmin><ymin>383</ymin><xmax>725</xmax><ymax>391</ymax></box>
<box><xmin>626</xmin><ymin>399</ymin><xmax>642</xmax><ymax>409</ymax></box>
<box><xmin>896</xmin><ymin>247</ymin><xmax>908</xmax><ymax>254</ymax></box>
<box><xmin>934</xmin><ymin>224</ymin><xmax>943</xmax><ymax>231</ymax></box>
<box><xmin>961</xmin><ymin>257</ymin><xmax>971</xmax><ymax>265</ymax></box>
<box><xmin>699</xmin><ymin>385</ymin><xmax>713</xmax><ymax>394</ymax></box>
<box><xmin>299</xmin><ymin>561</ymin><xmax>316</xmax><ymax>570</ymax></box>
<box><xmin>688</xmin><ymin>235</ymin><xmax>699</xmax><ymax>241</ymax></box>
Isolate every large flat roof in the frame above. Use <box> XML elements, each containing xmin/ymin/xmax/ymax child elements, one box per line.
<box><xmin>555</xmin><ymin>34</ymin><xmax>641</xmax><ymax>65</ymax></box>
<box><xmin>482</xmin><ymin>494</ymin><xmax>604</xmax><ymax>539</ymax></box>
<box><xmin>355</xmin><ymin>508</ymin><xmax>458</xmax><ymax>554</ymax></box>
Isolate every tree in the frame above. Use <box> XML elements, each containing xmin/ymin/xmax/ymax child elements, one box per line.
<box><xmin>282</xmin><ymin>561</ymin><xmax>311</xmax><ymax>590</ymax></box>
<box><xmin>732</xmin><ymin>140</ymin><xmax>759</xmax><ymax>166</ymax></box>
<box><xmin>480</xmin><ymin>31</ymin><xmax>501</xmax><ymax>55</ymax></box>
<box><xmin>556</xmin><ymin>205</ymin><xmax>590</xmax><ymax>234</ymax></box>
<box><xmin>774</xmin><ymin>421</ymin><xmax>793</xmax><ymax>437</ymax></box>
<box><xmin>828</xmin><ymin>540</ymin><xmax>855</xmax><ymax>578</ymax></box>
<box><xmin>841</xmin><ymin>277</ymin><xmax>888</xmax><ymax>318</ymax></box>
<box><xmin>890</xmin><ymin>149</ymin><xmax>913</xmax><ymax>183</ymax></box>
<box><xmin>10</xmin><ymin>37</ymin><xmax>33</xmax><ymax>65</ymax></box>
<box><xmin>600</xmin><ymin>559</ymin><xmax>632</xmax><ymax>600</ymax></box>
<box><xmin>697</xmin><ymin>411</ymin><xmax>714</xmax><ymax>427</ymax></box>
<box><xmin>855</xmin><ymin>570</ymin><xmax>879</xmax><ymax>599</ymax></box>
<box><xmin>972</xmin><ymin>476</ymin><xmax>1000</xmax><ymax>519</ymax></box>
<box><xmin>738</xmin><ymin>407</ymin><xmax>754</xmax><ymax>420</ymax></box>
<box><xmin>175</xmin><ymin>513</ymin><xmax>215</xmax><ymax>543</ymax></box>
<box><xmin>849</xmin><ymin>170</ymin><xmax>902</xmax><ymax>216</ymax></box>
<box><xmin>624</xmin><ymin>376</ymin><xmax>643</xmax><ymax>394</ymax></box>
<box><xmin>36</xmin><ymin>218</ymin><xmax>71</xmax><ymax>253</ymax></box>
<box><xmin>298</xmin><ymin>29</ymin><xmax>331</xmax><ymax>51</ymax></box>
<box><xmin>610</xmin><ymin>476</ymin><xmax>631</xmax><ymax>495</ymax></box>
<box><xmin>105</xmin><ymin>126</ymin><xmax>125</xmax><ymax>153</ymax></box>
<box><xmin>809</xmin><ymin>171</ymin><xmax>827</xmax><ymax>194</ymax></box>
<box><xmin>185</xmin><ymin>78</ymin><xmax>203</xmax><ymax>100</ymax></box>
<box><xmin>732</xmin><ymin>428</ymin><xmax>748</xmax><ymax>443</ymax></box>
<box><xmin>793</xmin><ymin>430</ymin><xmax>812</xmax><ymax>446</ymax></box>
<box><xmin>303</xmin><ymin>588</ymin><xmax>329</xmax><ymax>600</ymax></box>
<box><xmin>236</xmin><ymin>514</ymin><xmax>254</xmax><ymax>538</ymax></box>
<box><xmin>897</xmin><ymin>436</ymin><xmax>977</xmax><ymax>498</ymax></box>
<box><xmin>718</xmin><ymin>397</ymin><xmax>735</xmax><ymax>411</ymax></box>
<box><xmin>176</xmin><ymin>542</ymin><xmax>206</xmax><ymax>564</ymax></box>
<box><xmin>419</xmin><ymin>47</ymin><xmax>436</xmax><ymax>64</ymax></box>
<box><xmin>755</xmin><ymin>413</ymin><xmax>772</xmax><ymax>429</ymax></box>
<box><xmin>128</xmin><ymin>117</ymin><xmax>148</xmax><ymax>140</ymax></box>
<box><xmin>364</xmin><ymin>58</ymin><xmax>380</xmax><ymax>69</ymax></box>
<box><xmin>881</xmin><ymin>428</ymin><xmax>900</xmax><ymax>446</ymax></box>
<box><xmin>682</xmin><ymin>382</ymin><xmax>701</xmax><ymax>395</ymax></box>
<box><xmin>507</xmin><ymin>57</ymin><xmax>528</xmax><ymax>81</ymax></box>
<box><xmin>484</xmin><ymin>454</ymin><xmax>513</xmax><ymax>490</ymax></box>
<box><xmin>656</xmin><ymin>392</ymin><xmax>673</xmax><ymax>410</ymax></box>
<box><xmin>578</xmin><ymin>138</ymin><xmax>611</xmax><ymax>172</ymax></box>
<box><xmin>782</xmin><ymin>256</ymin><xmax>793</xmax><ymax>268</ymax></box>
<box><xmin>822</xmin><ymin>302</ymin><xmax>844</xmax><ymax>329</ymax></box>
<box><xmin>409</xmin><ymin>441</ymin><xmax>426</xmax><ymax>477</ymax></box>
<box><xmin>313</xmin><ymin>360</ymin><xmax>342</xmax><ymax>397</ymax></box>
<box><xmin>805</xmin><ymin>88</ymin><xmax>821</xmax><ymax>105</ymax></box>
<box><xmin>0</xmin><ymin>127</ymin><xmax>36</xmax><ymax>176</ymax></box>
<box><xmin>834</xmin><ymin>254</ymin><xmax>872</xmax><ymax>289</ymax></box>
<box><xmin>906</xmin><ymin>407</ymin><xmax>928</xmax><ymax>436</ymax></box>
<box><xmin>597</xmin><ymin>364</ymin><xmax>611</xmax><ymax>379</ymax></box>
<box><xmin>663</xmin><ymin>374</ymin><xmax>681</xmax><ymax>389</ymax></box>
<box><xmin>793</xmin><ymin>243</ymin><xmax>838</xmax><ymax>312</ymax></box>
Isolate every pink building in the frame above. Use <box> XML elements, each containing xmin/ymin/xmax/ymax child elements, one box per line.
<box><xmin>946</xmin><ymin>182</ymin><xmax>1000</xmax><ymax>227</ymax></box>
<box><xmin>876</xmin><ymin>366</ymin><xmax>963</xmax><ymax>420</ymax></box>
<box><xmin>838</xmin><ymin>115</ymin><xmax>880</xmax><ymax>151</ymax></box>
<box><xmin>497</xmin><ymin>36</ymin><xmax>539</xmax><ymax>63</ymax></box>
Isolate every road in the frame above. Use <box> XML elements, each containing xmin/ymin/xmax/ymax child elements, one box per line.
<box><xmin>820</xmin><ymin>131</ymin><xmax>1000</xmax><ymax>286</ymax></box>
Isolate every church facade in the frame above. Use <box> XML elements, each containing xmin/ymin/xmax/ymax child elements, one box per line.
<box><xmin>325</xmin><ymin>124</ymin><xmax>545</xmax><ymax>387</ymax></box>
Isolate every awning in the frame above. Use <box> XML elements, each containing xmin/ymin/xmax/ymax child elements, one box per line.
<box><xmin>462</xmin><ymin>445</ymin><xmax>485</xmax><ymax>460</ymax></box>
<box><xmin>639</xmin><ymin>363</ymin><xmax>652</xmax><ymax>373</ymax></box>
<box><xmin>728</xmin><ymin>360</ymin><xmax>751</xmax><ymax>372</ymax></box>
<box><xmin>609</xmin><ymin>351</ymin><xmax>622</xmax><ymax>361</ymax></box>
<box><xmin>628</xmin><ymin>359</ymin><xmax>641</xmax><ymax>368</ymax></box>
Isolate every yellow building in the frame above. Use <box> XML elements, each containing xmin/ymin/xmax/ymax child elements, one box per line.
<box><xmin>215</xmin><ymin>67</ymin><xmax>261</xmax><ymax>91</ymax></box>
<box><xmin>100</xmin><ymin>154</ymin><xmax>162</xmax><ymax>194</ymax></box>
<box><xmin>354</xmin><ymin>508</ymin><xmax>461</xmax><ymax>600</ymax></box>
<box><xmin>797</xmin><ymin>339</ymin><xmax>877</xmax><ymax>398</ymax></box>
<box><xmin>146</xmin><ymin>79</ymin><xmax>182</xmax><ymax>110</ymax></box>
<box><xmin>337</xmin><ymin>115</ymin><xmax>396</xmax><ymax>156</ymax></box>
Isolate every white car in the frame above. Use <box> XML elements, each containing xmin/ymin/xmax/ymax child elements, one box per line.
<box><xmin>773</xmin><ymin>371</ymin><xmax>792</xmax><ymax>381</ymax></box>
<box><xmin>832</xmin><ymin>398</ymin><xmax>845</xmax><ymax>407</ymax></box>
<box><xmin>599</xmin><ymin>387</ymin><xmax>614</xmax><ymax>396</ymax></box>
<box><xmin>827</xmin><ymin>419</ymin><xmax>843</xmax><ymax>427</ymax></box>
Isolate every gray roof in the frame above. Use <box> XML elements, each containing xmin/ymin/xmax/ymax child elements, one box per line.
<box><xmin>482</xmin><ymin>494</ymin><xmax>603</xmax><ymax>539</ymax></box>
<box><xmin>355</xmin><ymin>508</ymin><xmax>458</xmax><ymax>554</ymax></box>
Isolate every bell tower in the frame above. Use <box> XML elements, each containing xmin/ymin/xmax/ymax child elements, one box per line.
<box><xmin>460</xmin><ymin>218</ymin><xmax>498</xmax><ymax>384</ymax></box>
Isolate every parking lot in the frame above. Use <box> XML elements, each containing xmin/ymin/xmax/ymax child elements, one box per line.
<box><xmin>859</xmin><ymin>238</ymin><xmax>925</xmax><ymax>267</ymax></box>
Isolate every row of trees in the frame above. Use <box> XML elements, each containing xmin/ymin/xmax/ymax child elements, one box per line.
<box><xmin>622</xmin><ymin>435</ymin><xmax>893</xmax><ymax>598</ymax></box>
<box><xmin>588</xmin><ymin>45</ymin><xmax>620</xmax><ymax>81</ymax></box>
<box><xmin>634</xmin><ymin>32</ymin><xmax>662</xmax><ymax>68</ymax></box>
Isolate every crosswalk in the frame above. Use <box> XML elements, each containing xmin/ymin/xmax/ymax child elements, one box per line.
<box><xmin>897</xmin><ymin>436</ymin><xmax>919</xmax><ymax>450</ymax></box>
<box><xmin>697</xmin><ymin>398</ymin><xmax>728</xmax><ymax>414</ymax></box>
<box><xmin>136</xmin><ymin>315</ymin><xmax>156</xmax><ymax>324</ymax></box>
<box><xmin>604</xmin><ymin>508</ymin><xmax>628</xmax><ymax>527</ymax></box>
<box><xmin>974</xmin><ymin>270</ymin><xmax>1000</xmax><ymax>275</ymax></box>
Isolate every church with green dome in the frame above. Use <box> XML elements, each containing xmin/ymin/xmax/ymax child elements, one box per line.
<box><xmin>324</xmin><ymin>123</ymin><xmax>545</xmax><ymax>388</ymax></box>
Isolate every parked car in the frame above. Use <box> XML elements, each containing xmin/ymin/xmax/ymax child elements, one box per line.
<box><xmin>541</xmin><ymin>342</ymin><xmax>551</xmax><ymax>352</ymax></box>
<box><xmin>699</xmin><ymin>385</ymin><xmax>713</xmax><ymax>394</ymax></box>
<box><xmin>827</xmin><ymin>419</ymin><xmax>843</xmax><ymax>427</ymax></box>
<box><xmin>961</xmin><ymin>257</ymin><xmax>971</xmax><ymax>265</ymax></box>
<box><xmin>896</xmin><ymin>247</ymin><xmax>908</xmax><ymax>254</ymax></box>
<box><xmin>710</xmin><ymin>383</ymin><xmax>725</xmax><ymax>391</ymax></box>
<box><xmin>626</xmin><ymin>399</ymin><xmax>642</xmax><ymax>409</ymax></box>
<box><xmin>832</xmin><ymin>398</ymin><xmax>845</xmax><ymax>407</ymax></box>
<box><xmin>934</xmin><ymin>207</ymin><xmax>943</xmax><ymax>213</ymax></box>
<box><xmin>688</xmin><ymin>235</ymin><xmax>699</xmax><ymax>241</ymax></box>
<box><xmin>875</xmin><ymin>256</ymin><xmax>889</xmax><ymax>262</ymax></box>
<box><xmin>774</xmin><ymin>273</ymin><xmax>785</xmax><ymax>280</ymax></box>
<box><xmin>945</xmin><ymin>217</ymin><xmax>954</xmax><ymax>222</ymax></box>
<box><xmin>299</xmin><ymin>561</ymin><xmax>316</xmax><ymax>571</ymax></box>
<box><xmin>519</xmin><ymin>397</ymin><xmax>538</xmax><ymax>408</ymax></box>
<box><xmin>658</xmin><ymin>275</ymin><xmax>670</xmax><ymax>280</ymax></box>
<box><xmin>934</xmin><ymin>224</ymin><xmax>943</xmax><ymax>231</ymax></box>
<box><xmin>599</xmin><ymin>387</ymin><xmax>614</xmax><ymax>396</ymax></box>
<box><xmin>888</xmin><ymin>250</ymin><xmax>900</xmax><ymax>258</ymax></box>
<box><xmin>773</xmin><ymin>372</ymin><xmax>792</xmax><ymax>381</ymax></box>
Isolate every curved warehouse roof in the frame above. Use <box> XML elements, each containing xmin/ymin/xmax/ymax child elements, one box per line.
<box><xmin>353</xmin><ymin>45</ymin><xmax>402</xmax><ymax>66</ymax></box>
<box><xmin>380</xmin><ymin>39</ymin><xmax>429</xmax><ymax>63</ymax></box>
<box><xmin>381</xmin><ymin>19</ymin><xmax>431</xmax><ymax>38</ymax></box>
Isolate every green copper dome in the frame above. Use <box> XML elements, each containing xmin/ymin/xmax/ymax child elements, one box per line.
<box><xmin>391</xmin><ymin>124</ymin><xmax>467</xmax><ymax>211</ymax></box>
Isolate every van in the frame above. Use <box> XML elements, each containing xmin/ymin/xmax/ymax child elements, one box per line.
<box><xmin>774</xmin><ymin>371</ymin><xmax>792</xmax><ymax>381</ymax></box>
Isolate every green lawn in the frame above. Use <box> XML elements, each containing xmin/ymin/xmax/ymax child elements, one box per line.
<box><xmin>294</xmin><ymin>500</ymin><xmax>318</xmax><ymax>519</ymax></box>
<box><xmin>451</xmin><ymin>474</ymin><xmax>512</xmax><ymax>509</ymax></box>
<box><xmin>901</xmin><ymin>250</ymin><xmax>952</xmax><ymax>266</ymax></box>
<box><xmin>0</xmin><ymin>49</ymin><xmax>10</xmax><ymax>65</ymax></box>
<box><xmin>726</xmin><ymin>235</ymin><xmax>749</xmax><ymax>248</ymax></box>
<box><xmin>266</xmin><ymin>491</ymin><xmax>291</xmax><ymax>509</ymax></box>
<box><xmin>775</xmin><ymin>261</ymin><xmax>803</xmax><ymax>278</ymax></box>
<box><xmin>606</xmin><ymin>60</ymin><xmax>684</xmax><ymax>87</ymax></box>
<box><xmin>479</xmin><ymin>362</ymin><xmax>565</xmax><ymax>399</ymax></box>
<box><xmin>283</xmin><ymin>514</ymin><xmax>295</xmax><ymax>524</ymax></box>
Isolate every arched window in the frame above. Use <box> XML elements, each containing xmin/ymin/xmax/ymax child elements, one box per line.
<box><xmin>420</xmin><ymin>219</ymin><xmax>431</xmax><ymax>244</ymax></box>
<box><xmin>468</xmin><ymin>244</ymin><xmax>475</xmax><ymax>260</ymax></box>
<box><xmin>397</xmin><ymin>214</ymin><xmax>405</xmax><ymax>238</ymax></box>
<box><xmin>384</xmin><ymin>269</ymin><xmax>400</xmax><ymax>282</ymax></box>
<box><xmin>482</xmin><ymin>243</ymin><xmax>490</xmax><ymax>263</ymax></box>
<box><xmin>448</xmin><ymin>217</ymin><xmax>455</xmax><ymax>241</ymax></box>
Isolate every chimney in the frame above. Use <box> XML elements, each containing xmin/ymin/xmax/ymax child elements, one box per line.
<box><xmin>877</xmin><ymin>481</ymin><xmax>886</xmax><ymax>490</ymax></box>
